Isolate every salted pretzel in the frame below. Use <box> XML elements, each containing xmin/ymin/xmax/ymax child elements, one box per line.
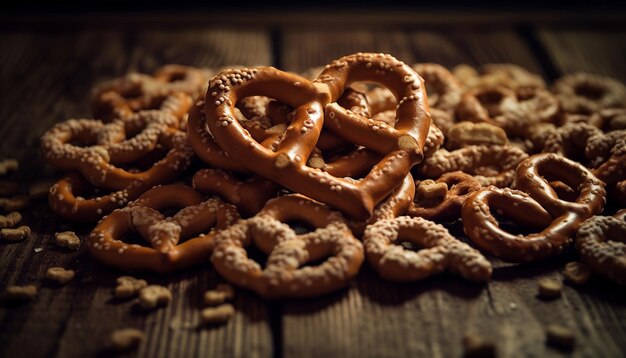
<box><xmin>41</xmin><ymin>111</ymin><xmax>193</xmax><ymax>190</ymax></box>
<box><xmin>92</xmin><ymin>65</ymin><xmax>210</xmax><ymax>122</ymax></box>
<box><xmin>457</xmin><ymin>85</ymin><xmax>559</xmax><ymax>137</ymax></box>
<box><xmin>586</xmin><ymin>130</ymin><xmax>626</xmax><ymax>204</ymax></box>
<box><xmin>192</xmin><ymin>168</ymin><xmax>280</xmax><ymax>217</ymax></box>
<box><xmin>211</xmin><ymin>194</ymin><xmax>364</xmax><ymax>298</ymax></box>
<box><xmin>576</xmin><ymin>214</ymin><xmax>626</xmax><ymax>284</ymax></box>
<box><xmin>453</xmin><ymin>64</ymin><xmax>546</xmax><ymax>91</ymax></box>
<box><xmin>552</xmin><ymin>72</ymin><xmax>626</xmax><ymax>115</ymax></box>
<box><xmin>543</xmin><ymin>123</ymin><xmax>602</xmax><ymax>164</ymax></box>
<box><xmin>201</xmin><ymin>53</ymin><xmax>431</xmax><ymax>220</ymax></box>
<box><xmin>362</xmin><ymin>175</ymin><xmax>491</xmax><ymax>282</ymax></box>
<box><xmin>412</xmin><ymin>63</ymin><xmax>462</xmax><ymax>134</ymax></box>
<box><xmin>408</xmin><ymin>172</ymin><xmax>482</xmax><ymax>222</ymax></box>
<box><xmin>88</xmin><ymin>185</ymin><xmax>239</xmax><ymax>272</ymax></box>
<box><xmin>462</xmin><ymin>153</ymin><xmax>606</xmax><ymax>262</ymax></box>
<box><xmin>418</xmin><ymin>145</ymin><xmax>528</xmax><ymax>187</ymax></box>
<box><xmin>446</xmin><ymin>122</ymin><xmax>508</xmax><ymax>150</ymax></box>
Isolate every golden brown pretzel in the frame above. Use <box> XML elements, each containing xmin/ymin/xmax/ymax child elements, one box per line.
<box><xmin>543</xmin><ymin>123</ymin><xmax>602</xmax><ymax>163</ymax></box>
<box><xmin>412</xmin><ymin>63</ymin><xmax>462</xmax><ymax>134</ymax></box>
<box><xmin>211</xmin><ymin>194</ymin><xmax>364</xmax><ymax>298</ymax></box>
<box><xmin>461</xmin><ymin>153</ymin><xmax>606</xmax><ymax>262</ymax></box>
<box><xmin>203</xmin><ymin>53</ymin><xmax>431</xmax><ymax>220</ymax></box>
<box><xmin>418</xmin><ymin>145</ymin><xmax>528</xmax><ymax>187</ymax></box>
<box><xmin>88</xmin><ymin>185</ymin><xmax>239</xmax><ymax>273</ymax></box>
<box><xmin>41</xmin><ymin>111</ymin><xmax>193</xmax><ymax>190</ymax></box>
<box><xmin>192</xmin><ymin>168</ymin><xmax>280</xmax><ymax>217</ymax></box>
<box><xmin>586</xmin><ymin>130</ymin><xmax>626</xmax><ymax>205</ymax></box>
<box><xmin>407</xmin><ymin>171</ymin><xmax>482</xmax><ymax>222</ymax></box>
<box><xmin>453</xmin><ymin>64</ymin><xmax>546</xmax><ymax>91</ymax></box>
<box><xmin>576</xmin><ymin>215</ymin><xmax>626</xmax><ymax>284</ymax></box>
<box><xmin>552</xmin><ymin>72</ymin><xmax>626</xmax><ymax>115</ymax></box>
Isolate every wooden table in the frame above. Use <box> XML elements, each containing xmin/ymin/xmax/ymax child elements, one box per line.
<box><xmin>1</xmin><ymin>11</ymin><xmax>625</xmax><ymax>358</ymax></box>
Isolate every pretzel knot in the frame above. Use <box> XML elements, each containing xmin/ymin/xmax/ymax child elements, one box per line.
<box><xmin>586</xmin><ymin>130</ymin><xmax>626</xmax><ymax>205</ymax></box>
<box><xmin>88</xmin><ymin>185</ymin><xmax>239</xmax><ymax>273</ymax></box>
<box><xmin>201</xmin><ymin>53</ymin><xmax>431</xmax><ymax>220</ymax></box>
<box><xmin>41</xmin><ymin>111</ymin><xmax>193</xmax><ymax>191</ymax></box>
<box><xmin>576</xmin><ymin>214</ymin><xmax>626</xmax><ymax>284</ymax></box>
<box><xmin>461</xmin><ymin>153</ymin><xmax>606</xmax><ymax>262</ymax></box>
<box><xmin>211</xmin><ymin>195</ymin><xmax>364</xmax><ymax>298</ymax></box>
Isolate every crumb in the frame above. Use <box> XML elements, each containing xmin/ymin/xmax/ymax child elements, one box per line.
<box><xmin>204</xmin><ymin>284</ymin><xmax>235</xmax><ymax>306</ymax></box>
<box><xmin>115</xmin><ymin>276</ymin><xmax>148</xmax><ymax>299</ymax></box>
<box><xmin>201</xmin><ymin>304</ymin><xmax>235</xmax><ymax>326</ymax></box>
<box><xmin>462</xmin><ymin>332</ymin><xmax>496</xmax><ymax>358</ymax></box>
<box><xmin>55</xmin><ymin>231</ymin><xmax>80</xmax><ymax>250</ymax></box>
<box><xmin>1</xmin><ymin>226</ymin><xmax>31</xmax><ymax>242</ymax></box>
<box><xmin>538</xmin><ymin>279</ymin><xmax>562</xmax><ymax>299</ymax></box>
<box><xmin>4</xmin><ymin>285</ymin><xmax>37</xmax><ymax>301</ymax></box>
<box><xmin>111</xmin><ymin>328</ymin><xmax>144</xmax><ymax>352</ymax></box>
<box><xmin>563</xmin><ymin>262</ymin><xmax>592</xmax><ymax>285</ymax></box>
<box><xmin>138</xmin><ymin>285</ymin><xmax>171</xmax><ymax>310</ymax></box>
<box><xmin>546</xmin><ymin>324</ymin><xmax>575</xmax><ymax>351</ymax></box>
<box><xmin>45</xmin><ymin>267</ymin><xmax>75</xmax><ymax>285</ymax></box>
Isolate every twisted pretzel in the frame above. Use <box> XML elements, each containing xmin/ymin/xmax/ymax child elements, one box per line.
<box><xmin>552</xmin><ymin>72</ymin><xmax>626</xmax><ymax>115</ymax></box>
<box><xmin>543</xmin><ymin>123</ymin><xmax>602</xmax><ymax>163</ymax></box>
<box><xmin>202</xmin><ymin>53</ymin><xmax>431</xmax><ymax>220</ymax></box>
<box><xmin>419</xmin><ymin>145</ymin><xmax>528</xmax><ymax>187</ymax></box>
<box><xmin>412</xmin><ymin>63</ymin><xmax>462</xmax><ymax>134</ymax></box>
<box><xmin>41</xmin><ymin>111</ymin><xmax>193</xmax><ymax>190</ymax></box>
<box><xmin>89</xmin><ymin>185</ymin><xmax>239</xmax><ymax>272</ymax></box>
<box><xmin>453</xmin><ymin>64</ymin><xmax>546</xmax><ymax>91</ymax></box>
<box><xmin>586</xmin><ymin>130</ymin><xmax>626</xmax><ymax>205</ymax></box>
<box><xmin>461</xmin><ymin>153</ymin><xmax>606</xmax><ymax>262</ymax></box>
<box><xmin>576</xmin><ymin>215</ymin><xmax>626</xmax><ymax>284</ymax></box>
<box><xmin>211</xmin><ymin>195</ymin><xmax>364</xmax><ymax>298</ymax></box>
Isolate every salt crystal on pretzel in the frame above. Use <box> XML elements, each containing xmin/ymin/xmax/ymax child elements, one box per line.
<box><xmin>88</xmin><ymin>185</ymin><xmax>239</xmax><ymax>273</ymax></box>
<box><xmin>211</xmin><ymin>194</ymin><xmax>364</xmax><ymax>298</ymax></box>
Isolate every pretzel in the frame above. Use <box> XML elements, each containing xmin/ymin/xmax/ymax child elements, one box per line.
<box><xmin>552</xmin><ymin>72</ymin><xmax>626</xmax><ymax>115</ymax></box>
<box><xmin>211</xmin><ymin>194</ymin><xmax>364</xmax><ymax>298</ymax></box>
<box><xmin>42</xmin><ymin>111</ymin><xmax>193</xmax><ymax>190</ymax></box>
<box><xmin>89</xmin><ymin>185</ymin><xmax>239</xmax><ymax>272</ymax></box>
<box><xmin>543</xmin><ymin>123</ymin><xmax>602</xmax><ymax>164</ymax></box>
<box><xmin>408</xmin><ymin>171</ymin><xmax>481</xmax><ymax>221</ymax></box>
<box><xmin>461</xmin><ymin>153</ymin><xmax>605</xmax><ymax>262</ymax></box>
<box><xmin>586</xmin><ymin>130</ymin><xmax>626</xmax><ymax>204</ymax></box>
<box><xmin>202</xmin><ymin>53</ymin><xmax>431</xmax><ymax>220</ymax></box>
<box><xmin>457</xmin><ymin>85</ymin><xmax>559</xmax><ymax>137</ymax></box>
<box><xmin>363</xmin><ymin>215</ymin><xmax>491</xmax><ymax>282</ymax></box>
<box><xmin>453</xmin><ymin>64</ymin><xmax>546</xmax><ymax>91</ymax></box>
<box><xmin>92</xmin><ymin>65</ymin><xmax>210</xmax><ymax>122</ymax></box>
<box><xmin>418</xmin><ymin>145</ymin><xmax>528</xmax><ymax>187</ymax></box>
<box><xmin>576</xmin><ymin>215</ymin><xmax>626</xmax><ymax>284</ymax></box>
<box><xmin>192</xmin><ymin>168</ymin><xmax>280</xmax><ymax>216</ymax></box>
<box><xmin>412</xmin><ymin>63</ymin><xmax>462</xmax><ymax>134</ymax></box>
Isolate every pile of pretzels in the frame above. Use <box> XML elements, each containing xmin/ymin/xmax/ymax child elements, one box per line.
<box><xmin>40</xmin><ymin>53</ymin><xmax>626</xmax><ymax>298</ymax></box>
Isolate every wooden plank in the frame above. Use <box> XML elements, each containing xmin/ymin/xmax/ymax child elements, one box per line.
<box><xmin>536</xmin><ymin>28</ymin><xmax>626</xmax><ymax>82</ymax></box>
<box><xmin>0</xmin><ymin>28</ymin><xmax>275</xmax><ymax>358</ymax></box>
<box><xmin>278</xmin><ymin>28</ymin><xmax>626</xmax><ymax>358</ymax></box>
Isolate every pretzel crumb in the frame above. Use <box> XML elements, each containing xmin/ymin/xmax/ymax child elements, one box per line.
<box><xmin>0</xmin><ymin>195</ymin><xmax>29</xmax><ymax>211</ymax></box>
<box><xmin>462</xmin><ymin>333</ymin><xmax>496</xmax><ymax>358</ymax></box>
<box><xmin>1</xmin><ymin>226</ymin><xmax>31</xmax><ymax>242</ymax></box>
<box><xmin>29</xmin><ymin>181</ymin><xmax>54</xmax><ymax>199</ymax></box>
<box><xmin>0</xmin><ymin>211</ymin><xmax>21</xmax><ymax>229</ymax></box>
<box><xmin>110</xmin><ymin>328</ymin><xmax>145</xmax><ymax>352</ymax></box>
<box><xmin>115</xmin><ymin>276</ymin><xmax>148</xmax><ymax>299</ymax></box>
<box><xmin>204</xmin><ymin>284</ymin><xmax>235</xmax><ymax>306</ymax></box>
<box><xmin>416</xmin><ymin>180</ymin><xmax>448</xmax><ymax>200</ymax></box>
<box><xmin>45</xmin><ymin>267</ymin><xmax>75</xmax><ymax>285</ymax></box>
<box><xmin>563</xmin><ymin>261</ymin><xmax>592</xmax><ymax>285</ymax></box>
<box><xmin>274</xmin><ymin>153</ymin><xmax>291</xmax><ymax>169</ymax></box>
<box><xmin>55</xmin><ymin>231</ymin><xmax>81</xmax><ymax>250</ymax></box>
<box><xmin>397</xmin><ymin>134</ymin><xmax>419</xmax><ymax>150</ymax></box>
<box><xmin>537</xmin><ymin>279</ymin><xmax>563</xmax><ymax>299</ymax></box>
<box><xmin>138</xmin><ymin>285</ymin><xmax>172</xmax><ymax>310</ymax></box>
<box><xmin>0</xmin><ymin>159</ymin><xmax>18</xmax><ymax>176</ymax></box>
<box><xmin>201</xmin><ymin>303</ymin><xmax>234</xmax><ymax>326</ymax></box>
<box><xmin>4</xmin><ymin>285</ymin><xmax>37</xmax><ymax>301</ymax></box>
<box><xmin>546</xmin><ymin>324</ymin><xmax>575</xmax><ymax>351</ymax></box>
<box><xmin>307</xmin><ymin>156</ymin><xmax>326</xmax><ymax>169</ymax></box>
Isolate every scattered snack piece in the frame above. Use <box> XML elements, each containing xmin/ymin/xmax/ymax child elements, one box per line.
<box><xmin>45</xmin><ymin>267</ymin><xmax>75</xmax><ymax>285</ymax></box>
<box><xmin>563</xmin><ymin>262</ymin><xmax>593</xmax><ymax>285</ymax></box>
<box><xmin>4</xmin><ymin>285</ymin><xmax>37</xmax><ymax>301</ymax></box>
<box><xmin>110</xmin><ymin>328</ymin><xmax>145</xmax><ymax>352</ymax></box>
<box><xmin>415</xmin><ymin>179</ymin><xmax>448</xmax><ymax>200</ymax></box>
<box><xmin>138</xmin><ymin>285</ymin><xmax>172</xmax><ymax>310</ymax></box>
<box><xmin>203</xmin><ymin>284</ymin><xmax>235</xmax><ymax>306</ymax></box>
<box><xmin>1</xmin><ymin>226</ymin><xmax>31</xmax><ymax>242</ymax></box>
<box><xmin>115</xmin><ymin>276</ymin><xmax>148</xmax><ymax>299</ymax></box>
<box><xmin>201</xmin><ymin>304</ymin><xmax>235</xmax><ymax>326</ymax></box>
<box><xmin>0</xmin><ymin>211</ymin><xmax>21</xmax><ymax>229</ymax></box>
<box><xmin>0</xmin><ymin>159</ymin><xmax>18</xmax><ymax>176</ymax></box>
<box><xmin>55</xmin><ymin>231</ymin><xmax>80</xmax><ymax>250</ymax></box>
<box><xmin>537</xmin><ymin>279</ymin><xmax>563</xmax><ymax>299</ymax></box>
<box><xmin>462</xmin><ymin>332</ymin><xmax>497</xmax><ymax>358</ymax></box>
<box><xmin>28</xmin><ymin>181</ymin><xmax>53</xmax><ymax>199</ymax></box>
<box><xmin>0</xmin><ymin>181</ymin><xmax>19</xmax><ymax>196</ymax></box>
<box><xmin>545</xmin><ymin>324</ymin><xmax>576</xmax><ymax>351</ymax></box>
<box><xmin>0</xmin><ymin>195</ymin><xmax>29</xmax><ymax>211</ymax></box>
<box><xmin>446</xmin><ymin>122</ymin><xmax>508</xmax><ymax>150</ymax></box>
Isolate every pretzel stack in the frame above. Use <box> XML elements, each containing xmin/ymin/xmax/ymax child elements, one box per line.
<box><xmin>39</xmin><ymin>53</ymin><xmax>626</xmax><ymax>298</ymax></box>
